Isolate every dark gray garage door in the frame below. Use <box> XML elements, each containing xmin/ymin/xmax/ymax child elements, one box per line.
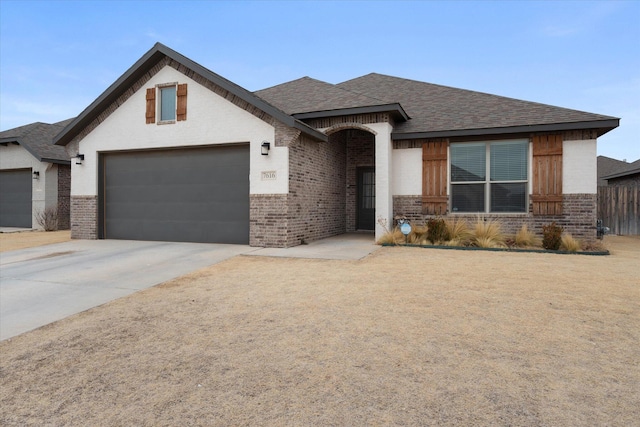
<box><xmin>101</xmin><ymin>145</ymin><xmax>249</xmax><ymax>244</ymax></box>
<box><xmin>0</xmin><ymin>169</ymin><xmax>32</xmax><ymax>228</ymax></box>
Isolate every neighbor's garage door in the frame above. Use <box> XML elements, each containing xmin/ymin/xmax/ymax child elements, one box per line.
<box><xmin>101</xmin><ymin>145</ymin><xmax>249</xmax><ymax>244</ymax></box>
<box><xmin>0</xmin><ymin>169</ymin><xmax>32</xmax><ymax>228</ymax></box>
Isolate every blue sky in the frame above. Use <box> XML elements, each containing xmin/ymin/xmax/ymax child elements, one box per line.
<box><xmin>1</xmin><ymin>0</ymin><xmax>638</xmax><ymax>160</ymax></box>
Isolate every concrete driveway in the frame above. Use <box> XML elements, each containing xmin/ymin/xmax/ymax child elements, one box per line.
<box><xmin>0</xmin><ymin>240</ymin><xmax>254</xmax><ymax>340</ymax></box>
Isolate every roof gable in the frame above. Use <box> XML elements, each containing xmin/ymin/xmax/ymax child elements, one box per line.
<box><xmin>54</xmin><ymin>43</ymin><xmax>326</xmax><ymax>146</ymax></box>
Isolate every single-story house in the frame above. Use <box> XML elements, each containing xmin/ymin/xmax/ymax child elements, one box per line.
<box><xmin>0</xmin><ymin>120</ymin><xmax>72</xmax><ymax>229</ymax></box>
<box><xmin>54</xmin><ymin>43</ymin><xmax>619</xmax><ymax>246</ymax></box>
<box><xmin>597</xmin><ymin>155</ymin><xmax>640</xmax><ymax>186</ymax></box>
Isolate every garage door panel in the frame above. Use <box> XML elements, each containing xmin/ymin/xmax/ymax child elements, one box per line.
<box><xmin>0</xmin><ymin>169</ymin><xmax>32</xmax><ymax>228</ymax></box>
<box><xmin>103</xmin><ymin>145</ymin><xmax>249</xmax><ymax>244</ymax></box>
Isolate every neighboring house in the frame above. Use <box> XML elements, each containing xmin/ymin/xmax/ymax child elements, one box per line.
<box><xmin>54</xmin><ymin>43</ymin><xmax>619</xmax><ymax>247</ymax></box>
<box><xmin>601</xmin><ymin>167</ymin><xmax>640</xmax><ymax>186</ymax></box>
<box><xmin>0</xmin><ymin>120</ymin><xmax>72</xmax><ymax>229</ymax></box>
<box><xmin>597</xmin><ymin>155</ymin><xmax>640</xmax><ymax>186</ymax></box>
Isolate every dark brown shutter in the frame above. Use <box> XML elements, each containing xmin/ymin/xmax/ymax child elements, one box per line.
<box><xmin>532</xmin><ymin>134</ymin><xmax>563</xmax><ymax>215</ymax></box>
<box><xmin>422</xmin><ymin>140</ymin><xmax>448</xmax><ymax>215</ymax></box>
<box><xmin>145</xmin><ymin>88</ymin><xmax>156</xmax><ymax>124</ymax></box>
<box><xmin>177</xmin><ymin>84</ymin><xmax>187</xmax><ymax>121</ymax></box>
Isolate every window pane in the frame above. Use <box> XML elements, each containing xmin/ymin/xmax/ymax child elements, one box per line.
<box><xmin>491</xmin><ymin>183</ymin><xmax>527</xmax><ymax>212</ymax></box>
<box><xmin>160</xmin><ymin>86</ymin><xmax>176</xmax><ymax>121</ymax></box>
<box><xmin>451</xmin><ymin>144</ymin><xmax>485</xmax><ymax>182</ymax></box>
<box><xmin>490</xmin><ymin>141</ymin><xmax>527</xmax><ymax>181</ymax></box>
<box><xmin>451</xmin><ymin>184</ymin><xmax>485</xmax><ymax>212</ymax></box>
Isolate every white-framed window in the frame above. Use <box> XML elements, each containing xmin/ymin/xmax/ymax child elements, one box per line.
<box><xmin>450</xmin><ymin>139</ymin><xmax>528</xmax><ymax>213</ymax></box>
<box><xmin>158</xmin><ymin>84</ymin><xmax>177</xmax><ymax>122</ymax></box>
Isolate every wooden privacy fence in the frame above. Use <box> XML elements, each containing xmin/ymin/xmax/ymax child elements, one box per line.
<box><xmin>598</xmin><ymin>185</ymin><xmax>640</xmax><ymax>235</ymax></box>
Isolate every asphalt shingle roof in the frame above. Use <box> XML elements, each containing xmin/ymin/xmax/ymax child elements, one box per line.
<box><xmin>255</xmin><ymin>77</ymin><xmax>389</xmax><ymax>115</ymax></box>
<box><xmin>255</xmin><ymin>72</ymin><xmax>618</xmax><ymax>137</ymax></box>
<box><xmin>0</xmin><ymin>119</ymin><xmax>72</xmax><ymax>163</ymax></box>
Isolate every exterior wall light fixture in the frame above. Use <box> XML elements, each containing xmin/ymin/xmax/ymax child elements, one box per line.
<box><xmin>33</xmin><ymin>171</ymin><xmax>40</xmax><ymax>180</ymax></box>
<box><xmin>261</xmin><ymin>141</ymin><xmax>270</xmax><ymax>156</ymax></box>
<box><xmin>74</xmin><ymin>154</ymin><xmax>85</xmax><ymax>165</ymax></box>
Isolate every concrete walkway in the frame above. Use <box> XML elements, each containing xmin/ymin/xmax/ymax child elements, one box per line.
<box><xmin>247</xmin><ymin>233</ymin><xmax>378</xmax><ymax>260</ymax></box>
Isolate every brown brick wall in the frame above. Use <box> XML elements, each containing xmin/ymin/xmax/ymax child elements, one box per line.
<box><xmin>70</xmin><ymin>196</ymin><xmax>97</xmax><ymax>239</ymax></box>
<box><xmin>249</xmin><ymin>194</ymin><xmax>289</xmax><ymax>247</ymax></box>
<box><xmin>56</xmin><ymin>165</ymin><xmax>71</xmax><ymax>230</ymax></box>
<box><xmin>304</xmin><ymin>113</ymin><xmax>393</xmax><ymax>130</ymax></box>
<box><xmin>286</xmin><ymin>135</ymin><xmax>347</xmax><ymax>246</ymax></box>
<box><xmin>393</xmin><ymin>193</ymin><xmax>598</xmax><ymax>242</ymax></box>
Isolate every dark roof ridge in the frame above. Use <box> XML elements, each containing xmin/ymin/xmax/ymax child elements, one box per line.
<box><xmin>256</xmin><ymin>76</ymin><xmax>323</xmax><ymax>93</ymax></box>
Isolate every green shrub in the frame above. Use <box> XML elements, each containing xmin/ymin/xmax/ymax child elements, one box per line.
<box><xmin>427</xmin><ymin>218</ymin><xmax>450</xmax><ymax>244</ymax></box>
<box><xmin>542</xmin><ymin>222</ymin><xmax>563</xmax><ymax>250</ymax></box>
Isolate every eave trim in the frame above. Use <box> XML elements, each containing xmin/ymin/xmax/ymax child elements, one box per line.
<box><xmin>391</xmin><ymin>119</ymin><xmax>620</xmax><ymax>140</ymax></box>
<box><xmin>292</xmin><ymin>103</ymin><xmax>410</xmax><ymax>121</ymax></box>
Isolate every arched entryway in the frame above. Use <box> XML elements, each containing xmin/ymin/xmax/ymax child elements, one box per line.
<box><xmin>327</xmin><ymin>128</ymin><xmax>376</xmax><ymax>232</ymax></box>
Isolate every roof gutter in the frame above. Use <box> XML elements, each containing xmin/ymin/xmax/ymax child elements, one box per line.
<box><xmin>391</xmin><ymin>118</ymin><xmax>620</xmax><ymax>140</ymax></box>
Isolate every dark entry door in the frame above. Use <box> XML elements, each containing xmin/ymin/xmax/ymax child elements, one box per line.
<box><xmin>100</xmin><ymin>144</ymin><xmax>249</xmax><ymax>244</ymax></box>
<box><xmin>357</xmin><ymin>167</ymin><xmax>375</xmax><ymax>230</ymax></box>
<box><xmin>0</xmin><ymin>169</ymin><xmax>32</xmax><ymax>228</ymax></box>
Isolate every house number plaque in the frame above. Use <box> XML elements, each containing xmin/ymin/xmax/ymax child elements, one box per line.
<box><xmin>261</xmin><ymin>171</ymin><xmax>277</xmax><ymax>181</ymax></box>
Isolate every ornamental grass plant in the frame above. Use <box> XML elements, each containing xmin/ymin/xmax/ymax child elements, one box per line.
<box><xmin>514</xmin><ymin>224</ymin><xmax>540</xmax><ymax>247</ymax></box>
<box><xmin>407</xmin><ymin>224</ymin><xmax>429</xmax><ymax>245</ymax></box>
<box><xmin>471</xmin><ymin>217</ymin><xmax>505</xmax><ymax>248</ymax></box>
<box><xmin>445</xmin><ymin>218</ymin><xmax>472</xmax><ymax>245</ymax></box>
<box><xmin>560</xmin><ymin>233</ymin><xmax>581</xmax><ymax>252</ymax></box>
<box><xmin>376</xmin><ymin>228</ymin><xmax>405</xmax><ymax>245</ymax></box>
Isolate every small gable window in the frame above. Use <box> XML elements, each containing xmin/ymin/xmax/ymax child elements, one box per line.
<box><xmin>146</xmin><ymin>83</ymin><xmax>187</xmax><ymax>124</ymax></box>
<box><xmin>159</xmin><ymin>85</ymin><xmax>177</xmax><ymax>121</ymax></box>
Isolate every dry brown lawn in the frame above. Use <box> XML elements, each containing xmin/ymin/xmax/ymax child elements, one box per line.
<box><xmin>1</xmin><ymin>236</ymin><xmax>639</xmax><ymax>426</ymax></box>
<box><xmin>0</xmin><ymin>230</ymin><xmax>71</xmax><ymax>252</ymax></box>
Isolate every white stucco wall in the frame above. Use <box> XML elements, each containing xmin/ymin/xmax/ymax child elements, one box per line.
<box><xmin>70</xmin><ymin>65</ymin><xmax>286</xmax><ymax>196</ymax></box>
<box><xmin>0</xmin><ymin>144</ymin><xmax>58</xmax><ymax>229</ymax></box>
<box><xmin>369</xmin><ymin>122</ymin><xmax>394</xmax><ymax>240</ymax></box>
<box><xmin>392</xmin><ymin>148</ymin><xmax>422</xmax><ymax>195</ymax></box>
<box><xmin>563</xmin><ymin>139</ymin><xmax>597</xmax><ymax>194</ymax></box>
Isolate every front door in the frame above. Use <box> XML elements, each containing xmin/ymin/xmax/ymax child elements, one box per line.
<box><xmin>357</xmin><ymin>167</ymin><xmax>375</xmax><ymax>230</ymax></box>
